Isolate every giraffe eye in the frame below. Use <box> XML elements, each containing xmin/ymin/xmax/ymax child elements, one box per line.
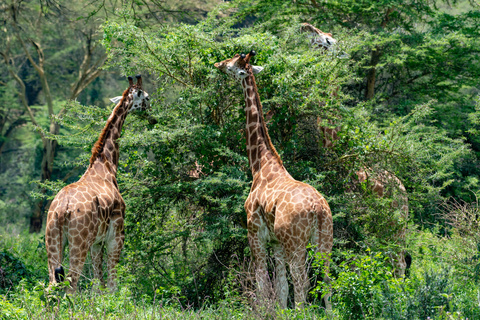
<box><xmin>326</xmin><ymin>38</ymin><xmax>331</xmax><ymax>45</ymax></box>
<box><xmin>137</xmin><ymin>90</ymin><xmax>142</xmax><ymax>97</ymax></box>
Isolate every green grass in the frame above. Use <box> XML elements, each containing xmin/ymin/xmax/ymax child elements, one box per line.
<box><xmin>1</xmin><ymin>224</ymin><xmax>480</xmax><ymax>319</ymax></box>
<box><xmin>1</xmin><ymin>284</ymin><xmax>330</xmax><ymax>319</ymax></box>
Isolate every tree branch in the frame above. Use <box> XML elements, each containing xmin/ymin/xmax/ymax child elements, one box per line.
<box><xmin>0</xmin><ymin>38</ymin><xmax>44</xmax><ymax>139</ymax></box>
<box><xmin>141</xmin><ymin>34</ymin><xmax>191</xmax><ymax>87</ymax></box>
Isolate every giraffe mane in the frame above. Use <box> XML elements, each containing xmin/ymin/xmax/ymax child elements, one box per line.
<box><xmin>89</xmin><ymin>87</ymin><xmax>130</xmax><ymax>165</ymax></box>
<box><xmin>247</xmin><ymin>65</ymin><xmax>283</xmax><ymax>166</ymax></box>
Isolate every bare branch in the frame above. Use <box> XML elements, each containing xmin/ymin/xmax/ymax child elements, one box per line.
<box><xmin>1</xmin><ymin>36</ymin><xmax>44</xmax><ymax>138</ymax></box>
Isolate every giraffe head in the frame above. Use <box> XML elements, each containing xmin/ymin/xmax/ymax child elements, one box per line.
<box><xmin>214</xmin><ymin>50</ymin><xmax>264</xmax><ymax>81</ymax></box>
<box><xmin>110</xmin><ymin>75</ymin><xmax>150</xmax><ymax>112</ymax></box>
<box><xmin>300</xmin><ymin>23</ymin><xmax>337</xmax><ymax>50</ymax></box>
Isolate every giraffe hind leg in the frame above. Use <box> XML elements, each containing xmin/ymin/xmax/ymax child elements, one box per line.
<box><xmin>105</xmin><ymin>215</ymin><xmax>124</xmax><ymax>291</ymax></box>
<box><xmin>67</xmin><ymin>232</ymin><xmax>90</xmax><ymax>292</ymax></box>
<box><xmin>316</xmin><ymin>209</ymin><xmax>333</xmax><ymax>311</ymax></box>
<box><xmin>273</xmin><ymin>243</ymin><xmax>288</xmax><ymax>309</ymax></box>
<box><xmin>286</xmin><ymin>246</ymin><xmax>308</xmax><ymax>308</ymax></box>
<box><xmin>91</xmin><ymin>242</ymin><xmax>105</xmax><ymax>287</ymax></box>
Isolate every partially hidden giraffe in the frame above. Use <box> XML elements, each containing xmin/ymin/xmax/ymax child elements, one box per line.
<box><xmin>215</xmin><ymin>51</ymin><xmax>333</xmax><ymax>309</ymax></box>
<box><xmin>300</xmin><ymin>23</ymin><xmax>337</xmax><ymax>51</ymax></box>
<box><xmin>301</xmin><ymin>23</ymin><xmax>409</xmax><ymax>276</ymax></box>
<box><xmin>353</xmin><ymin>167</ymin><xmax>409</xmax><ymax>276</ymax></box>
<box><xmin>45</xmin><ymin>75</ymin><xmax>150</xmax><ymax>291</ymax></box>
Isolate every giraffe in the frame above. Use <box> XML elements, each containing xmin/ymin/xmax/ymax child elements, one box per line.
<box><xmin>300</xmin><ymin>23</ymin><xmax>337</xmax><ymax>51</ymax></box>
<box><xmin>301</xmin><ymin>22</ymin><xmax>409</xmax><ymax>276</ymax></box>
<box><xmin>317</xmin><ymin>114</ymin><xmax>409</xmax><ymax>277</ymax></box>
<box><xmin>355</xmin><ymin>167</ymin><xmax>409</xmax><ymax>276</ymax></box>
<box><xmin>45</xmin><ymin>75</ymin><xmax>150</xmax><ymax>291</ymax></box>
<box><xmin>215</xmin><ymin>51</ymin><xmax>333</xmax><ymax>309</ymax></box>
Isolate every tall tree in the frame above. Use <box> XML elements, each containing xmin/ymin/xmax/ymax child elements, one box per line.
<box><xmin>0</xmin><ymin>0</ymin><xmax>106</xmax><ymax>232</ymax></box>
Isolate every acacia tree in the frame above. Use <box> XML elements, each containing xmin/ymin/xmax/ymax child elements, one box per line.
<box><xmin>236</xmin><ymin>0</ymin><xmax>480</xmax><ymax>103</ymax></box>
<box><xmin>0</xmin><ymin>0</ymin><xmax>106</xmax><ymax>232</ymax></box>
<box><xmin>232</xmin><ymin>0</ymin><xmax>480</xmax><ymax>203</ymax></box>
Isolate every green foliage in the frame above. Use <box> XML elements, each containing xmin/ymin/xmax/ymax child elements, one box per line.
<box><xmin>328</xmin><ymin>250</ymin><xmax>396</xmax><ymax>319</ymax></box>
<box><xmin>97</xmin><ymin>9</ymin><xmax>357</xmax><ymax>305</ymax></box>
<box><xmin>310</xmin><ymin>243</ymin><xmax>480</xmax><ymax>319</ymax></box>
<box><xmin>0</xmin><ymin>227</ymin><xmax>48</xmax><ymax>294</ymax></box>
<box><xmin>2</xmin><ymin>0</ymin><xmax>480</xmax><ymax>316</ymax></box>
<box><xmin>41</xmin><ymin>0</ymin><xmax>476</xmax><ymax>307</ymax></box>
<box><xmin>0</xmin><ymin>279</ymin><xmax>328</xmax><ymax>319</ymax></box>
<box><xmin>0</xmin><ymin>252</ymin><xmax>34</xmax><ymax>294</ymax></box>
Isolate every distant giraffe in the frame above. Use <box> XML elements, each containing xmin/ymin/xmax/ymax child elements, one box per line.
<box><xmin>45</xmin><ymin>75</ymin><xmax>150</xmax><ymax>291</ymax></box>
<box><xmin>215</xmin><ymin>51</ymin><xmax>333</xmax><ymax>309</ymax></box>
<box><xmin>301</xmin><ymin>23</ymin><xmax>409</xmax><ymax>276</ymax></box>
<box><xmin>300</xmin><ymin>23</ymin><xmax>337</xmax><ymax>50</ymax></box>
<box><xmin>354</xmin><ymin>167</ymin><xmax>409</xmax><ymax>276</ymax></box>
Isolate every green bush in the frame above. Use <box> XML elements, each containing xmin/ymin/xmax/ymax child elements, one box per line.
<box><xmin>325</xmin><ymin>249</ymin><xmax>396</xmax><ymax>319</ymax></box>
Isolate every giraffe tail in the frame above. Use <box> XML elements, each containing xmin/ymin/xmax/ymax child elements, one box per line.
<box><xmin>55</xmin><ymin>266</ymin><xmax>65</xmax><ymax>283</ymax></box>
<box><xmin>46</xmin><ymin>203</ymin><xmax>68</xmax><ymax>284</ymax></box>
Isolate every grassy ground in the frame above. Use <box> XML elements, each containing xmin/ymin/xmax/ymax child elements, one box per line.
<box><xmin>1</xmin><ymin>224</ymin><xmax>480</xmax><ymax>319</ymax></box>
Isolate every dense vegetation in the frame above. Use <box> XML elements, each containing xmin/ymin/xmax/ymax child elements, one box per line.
<box><xmin>1</xmin><ymin>0</ymin><xmax>480</xmax><ymax>318</ymax></box>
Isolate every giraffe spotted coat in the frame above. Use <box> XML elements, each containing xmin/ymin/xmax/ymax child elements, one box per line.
<box><xmin>45</xmin><ymin>75</ymin><xmax>150</xmax><ymax>291</ymax></box>
<box><xmin>215</xmin><ymin>52</ymin><xmax>333</xmax><ymax>309</ymax></box>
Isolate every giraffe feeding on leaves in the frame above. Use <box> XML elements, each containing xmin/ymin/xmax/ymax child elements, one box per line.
<box><xmin>215</xmin><ymin>51</ymin><xmax>333</xmax><ymax>309</ymax></box>
<box><xmin>300</xmin><ymin>22</ymin><xmax>409</xmax><ymax>276</ymax></box>
<box><xmin>300</xmin><ymin>22</ymin><xmax>337</xmax><ymax>51</ymax></box>
<box><xmin>45</xmin><ymin>75</ymin><xmax>150</xmax><ymax>291</ymax></box>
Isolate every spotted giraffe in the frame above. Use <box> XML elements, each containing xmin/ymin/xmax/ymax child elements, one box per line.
<box><xmin>45</xmin><ymin>75</ymin><xmax>150</xmax><ymax>291</ymax></box>
<box><xmin>300</xmin><ymin>22</ymin><xmax>337</xmax><ymax>50</ymax></box>
<box><xmin>355</xmin><ymin>167</ymin><xmax>409</xmax><ymax>276</ymax></box>
<box><xmin>215</xmin><ymin>51</ymin><xmax>333</xmax><ymax>309</ymax></box>
<box><xmin>300</xmin><ymin>22</ymin><xmax>409</xmax><ymax>276</ymax></box>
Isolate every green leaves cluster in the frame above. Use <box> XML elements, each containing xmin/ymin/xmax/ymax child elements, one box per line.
<box><xmin>2</xmin><ymin>0</ymin><xmax>480</xmax><ymax>313</ymax></box>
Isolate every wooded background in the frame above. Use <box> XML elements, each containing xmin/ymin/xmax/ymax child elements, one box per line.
<box><xmin>1</xmin><ymin>0</ymin><xmax>480</xmax><ymax>318</ymax></box>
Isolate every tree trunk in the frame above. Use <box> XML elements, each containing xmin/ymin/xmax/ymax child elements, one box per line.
<box><xmin>365</xmin><ymin>46</ymin><xmax>382</xmax><ymax>100</ymax></box>
<box><xmin>365</xmin><ymin>7</ymin><xmax>393</xmax><ymax>100</ymax></box>
<box><xmin>29</xmin><ymin>135</ymin><xmax>58</xmax><ymax>232</ymax></box>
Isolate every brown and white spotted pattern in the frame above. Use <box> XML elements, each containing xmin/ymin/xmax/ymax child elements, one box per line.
<box><xmin>215</xmin><ymin>52</ymin><xmax>333</xmax><ymax>309</ymax></box>
<box><xmin>45</xmin><ymin>75</ymin><xmax>150</xmax><ymax>291</ymax></box>
<box><xmin>300</xmin><ymin>22</ymin><xmax>337</xmax><ymax>50</ymax></box>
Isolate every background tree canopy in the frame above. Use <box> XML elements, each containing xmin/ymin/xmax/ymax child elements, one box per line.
<box><xmin>1</xmin><ymin>0</ymin><xmax>480</xmax><ymax>318</ymax></box>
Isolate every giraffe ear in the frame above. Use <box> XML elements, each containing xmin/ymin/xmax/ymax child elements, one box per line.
<box><xmin>251</xmin><ymin>66</ymin><xmax>264</xmax><ymax>74</ymax></box>
<box><xmin>109</xmin><ymin>96</ymin><xmax>123</xmax><ymax>105</ymax></box>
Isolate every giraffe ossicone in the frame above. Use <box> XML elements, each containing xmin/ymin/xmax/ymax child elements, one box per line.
<box><xmin>300</xmin><ymin>22</ymin><xmax>337</xmax><ymax>50</ymax></box>
<box><xmin>45</xmin><ymin>75</ymin><xmax>150</xmax><ymax>292</ymax></box>
<box><xmin>215</xmin><ymin>51</ymin><xmax>333</xmax><ymax>310</ymax></box>
<box><xmin>301</xmin><ymin>22</ymin><xmax>350</xmax><ymax>59</ymax></box>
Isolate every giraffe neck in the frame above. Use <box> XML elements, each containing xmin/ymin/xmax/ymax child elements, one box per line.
<box><xmin>241</xmin><ymin>74</ymin><xmax>284</xmax><ymax>177</ymax></box>
<box><xmin>89</xmin><ymin>96</ymin><xmax>131</xmax><ymax>175</ymax></box>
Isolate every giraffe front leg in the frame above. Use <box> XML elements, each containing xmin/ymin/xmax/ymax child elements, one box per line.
<box><xmin>273</xmin><ymin>243</ymin><xmax>288</xmax><ymax>309</ymax></box>
<box><xmin>90</xmin><ymin>243</ymin><xmax>105</xmax><ymax>288</ymax></box>
<box><xmin>106</xmin><ymin>215</ymin><xmax>124</xmax><ymax>291</ymax></box>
